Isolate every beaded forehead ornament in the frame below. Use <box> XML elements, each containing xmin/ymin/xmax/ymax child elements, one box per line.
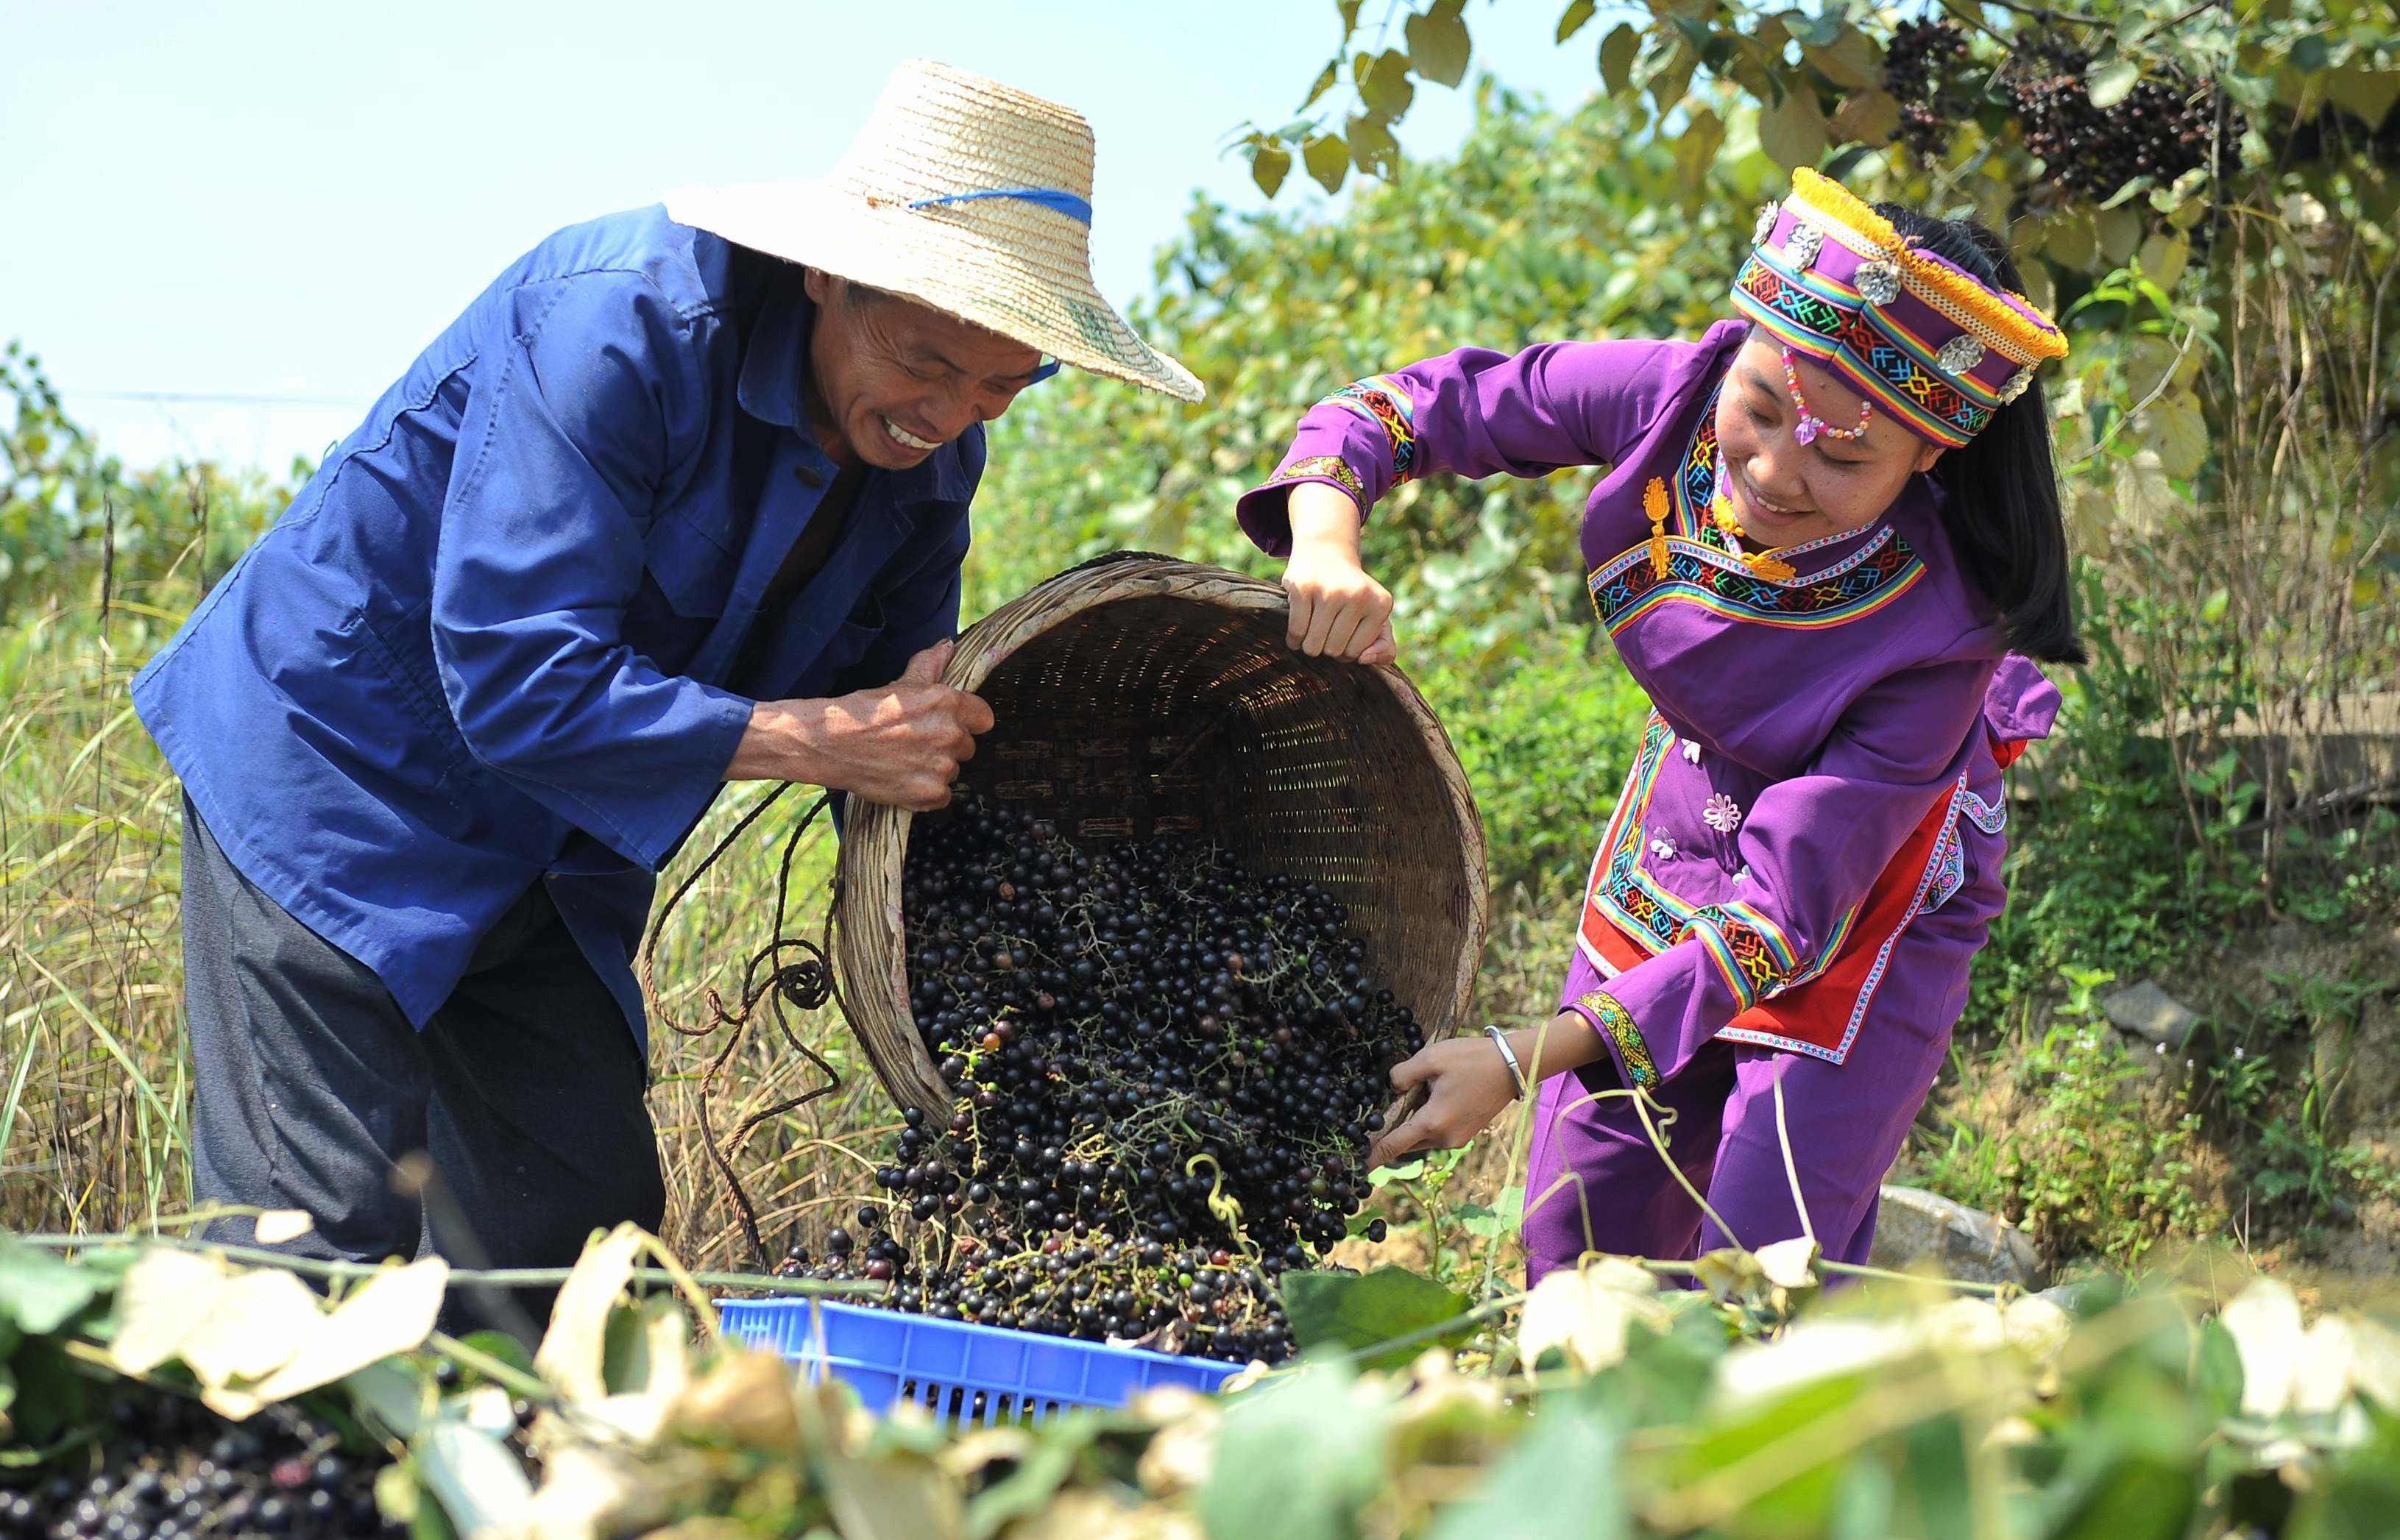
<box><xmin>1730</xmin><ymin>168</ymin><xmax>2069</xmax><ymax>448</ymax></box>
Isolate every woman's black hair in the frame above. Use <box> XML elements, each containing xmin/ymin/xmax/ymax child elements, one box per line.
<box><xmin>1873</xmin><ymin>204</ymin><xmax>2087</xmax><ymax>665</ymax></box>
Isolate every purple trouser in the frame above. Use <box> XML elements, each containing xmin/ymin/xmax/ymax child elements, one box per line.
<box><xmin>1520</xmin><ymin>990</ymin><xmax>1953</xmax><ymax>1282</ymax></box>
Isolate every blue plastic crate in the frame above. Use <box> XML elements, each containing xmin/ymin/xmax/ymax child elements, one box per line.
<box><xmin>716</xmin><ymin>1298</ymin><xmax>1244</xmax><ymax>1424</ymax></box>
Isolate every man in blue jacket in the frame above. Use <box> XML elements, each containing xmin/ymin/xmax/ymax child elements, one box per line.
<box><xmin>132</xmin><ymin>59</ymin><xmax>1200</xmax><ymax>1289</ymax></box>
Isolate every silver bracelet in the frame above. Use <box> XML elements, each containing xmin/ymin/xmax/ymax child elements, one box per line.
<box><xmin>1484</xmin><ymin>1023</ymin><xmax>1528</xmax><ymax>1100</ymax></box>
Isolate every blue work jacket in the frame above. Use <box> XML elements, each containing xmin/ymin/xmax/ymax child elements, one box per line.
<box><xmin>132</xmin><ymin>207</ymin><xmax>980</xmax><ymax>1045</ymax></box>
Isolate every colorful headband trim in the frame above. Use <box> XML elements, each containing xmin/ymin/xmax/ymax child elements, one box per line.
<box><xmin>1729</xmin><ymin>168</ymin><xmax>2068</xmax><ymax>447</ymax></box>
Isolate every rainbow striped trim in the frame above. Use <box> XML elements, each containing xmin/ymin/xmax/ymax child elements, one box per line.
<box><xmin>1320</xmin><ymin>375</ymin><xmax>1420</xmax><ymax>482</ymax></box>
<box><xmin>1582</xmin><ymin>716</ymin><xmax>1860</xmax><ymax>1012</ymax></box>
<box><xmin>1588</xmin><ymin>525</ymin><xmax>1925</xmax><ymax>635</ymax></box>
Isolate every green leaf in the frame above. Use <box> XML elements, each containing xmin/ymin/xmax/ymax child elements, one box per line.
<box><xmin>1281</xmin><ymin>1266</ymin><xmax>1472</xmax><ymax>1368</ymax></box>
<box><xmin>1406</xmin><ymin>0</ymin><xmax>1473</xmax><ymax>88</ymax></box>
<box><xmin>1830</xmin><ymin>89</ymin><xmax>1900</xmax><ymax>146</ymax></box>
<box><xmin>1801</xmin><ymin>26</ymin><xmax>1880</xmax><ymax>91</ymax></box>
<box><xmin>1303</xmin><ymin>134</ymin><xmax>1351</xmax><ymax>194</ymax></box>
<box><xmin>1348</xmin><ymin>113</ymin><xmax>1401</xmax><ymax>177</ymax></box>
<box><xmin>824</xmin><ymin>1451</ymin><xmax>965</xmax><ymax>1540</ymax></box>
<box><xmin>1335</xmin><ymin>0</ymin><xmax>1364</xmax><ymax>43</ymax></box>
<box><xmin>2088</xmin><ymin>57</ymin><xmax>2142</xmax><ymax>110</ymax></box>
<box><xmin>1429</xmin><ymin>1397</ymin><xmax>1627</xmax><ymax>1540</ymax></box>
<box><xmin>1557</xmin><ymin>0</ymin><xmax>1598</xmax><ymax>44</ymax></box>
<box><xmin>1672</xmin><ymin>107</ymin><xmax>1728</xmax><ymax>194</ymax></box>
<box><xmin>2326</xmin><ymin>65</ymin><xmax>2400</xmax><ymax>129</ymax></box>
<box><xmin>1250</xmin><ymin>142</ymin><xmax>1293</xmax><ymax>198</ymax></box>
<box><xmin>0</xmin><ymin>1234</ymin><xmax>108</xmax><ymax>1335</ymax></box>
<box><xmin>2292</xmin><ymin>32</ymin><xmax>2332</xmax><ymax>74</ymax></box>
<box><xmin>2148</xmin><ymin>391</ymin><xmax>2209</xmax><ymax>479</ymax></box>
<box><xmin>1298</xmin><ymin>60</ymin><xmax>1340</xmax><ymax>112</ymax></box>
<box><xmin>2096</xmin><ymin>203</ymin><xmax>2145</xmax><ymax>264</ymax></box>
<box><xmin>1198</xmin><ymin>1363</ymin><xmax>1384</xmax><ymax>1540</ymax></box>
<box><xmin>1598</xmin><ymin>24</ymin><xmax>1642</xmax><ymax>97</ymax></box>
<box><xmin>1759</xmin><ymin>84</ymin><xmax>1829</xmax><ymax>169</ymax></box>
<box><xmin>415</xmin><ymin>1419</ymin><xmax>535</xmax><ymax>1539</ymax></box>
<box><xmin>1356</xmin><ymin>47</ymin><xmax>1416</xmax><ymax>119</ymax></box>
<box><xmin>963</xmin><ymin>1420</ymin><xmax>1091</xmax><ymax>1540</ymax></box>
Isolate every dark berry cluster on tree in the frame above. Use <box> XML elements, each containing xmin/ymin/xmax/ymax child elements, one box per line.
<box><xmin>1881</xmin><ymin>22</ymin><xmax>2240</xmax><ymax>202</ymax></box>
<box><xmin>774</xmin><ymin>795</ymin><xmax>1423</xmax><ymax>1363</ymax></box>
<box><xmin>1883</xmin><ymin>18</ymin><xmax>1975</xmax><ymax>162</ymax></box>
<box><xmin>2007</xmin><ymin>37</ymin><xmax>2240</xmax><ymax>202</ymax></box>
<box><xmin>0</xmin><ymin>1392</ymin><xmax>400</xmax><ymax>1540</ymax></box>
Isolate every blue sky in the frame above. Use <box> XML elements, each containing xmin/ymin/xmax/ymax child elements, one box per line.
<box><xmin>2</xmin><ymin>1</ymin><xmax>1601</xmax><ymax>471</ymax></box>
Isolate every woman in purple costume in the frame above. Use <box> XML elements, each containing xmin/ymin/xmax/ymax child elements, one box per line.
<box><xmin>1232</xmin><ymin>169</ymin><xmax>2082</xmax><ymax>1278</ymax></box>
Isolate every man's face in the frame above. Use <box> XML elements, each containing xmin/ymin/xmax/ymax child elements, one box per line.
<box><xmin>802</xmin><ymin>270</ymin><xmax>1043</xmax><ymax>469</ymax></box>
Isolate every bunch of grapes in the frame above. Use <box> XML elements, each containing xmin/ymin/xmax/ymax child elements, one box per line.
<box><xmin>1883</xmin><ymin>18</ymin><xmax>1975</xmax><ymax>162</ymax></box>
<box><xmin>0</xmin><ymin>1393</ymin><xmax>397</xmax><ymax>1540</ymax></box>
<box><xmin>2007</xmin><ymin>35</ymin><xmax>2238</xmax><ymax>201</ymax></box>
<box><xmin>776</xmin><ymin>795</ymin><xmax>1421</xmax><ymax>1363</ymax></box>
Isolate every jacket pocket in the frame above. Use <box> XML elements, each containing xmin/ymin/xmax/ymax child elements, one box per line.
<box><xmin>644</xmin><ymin>511</ymin><xmax>740</xmax><ymax>620</ymax></box>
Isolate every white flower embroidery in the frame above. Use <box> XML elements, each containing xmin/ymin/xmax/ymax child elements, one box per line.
<box><xmin>1733</xmin><ymin>865</ymin><xmax>1752</xmax><ymax>884</ymax></box>
<box><xmin>1649</xmin><ymin>834</ymin><xmax>1677</xmax><ymax>862</ymax></box>
<box><xmin>1681</xmin><ymin>739</ymin><xmax>1703</xmax><ymax>764</ymax></box>
<box><xmin>1703</xmin><ymin>794</ymin><xmax>1743</xmax><ymax>834</ymax></box>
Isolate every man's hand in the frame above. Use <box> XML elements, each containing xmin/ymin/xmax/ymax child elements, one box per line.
<box><xmin>1283</xmin><ymin>480</ymin><xmax>1397</xmax><ymax>665</ymax></box>
<box><xmin>729</xmin><ymin>640</ymin><xmax>994</xmax><ymax>809</ymax></box>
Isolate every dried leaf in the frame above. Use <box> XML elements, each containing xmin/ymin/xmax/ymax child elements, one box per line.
<box><xmin>245</xmin><ymin>1258</ymin><xmax>447</xmax><ymax>1408</ymax></box>
<box><xmin>109</xmin><ymin>1248</ymin><xmax>235</xmax><ymax>1376</ymax></box>
<box><xmin>1755</xmin><ymin>1238</ymin><xmax>1821</xmax><ymax>1291</ymax></box>
<box><xmin>2221</xmin><ymin>1279</ymin><xmax>2307</xmax><ymax>1419</ymax></box>
<box><xmin>1517</xmin><ymin>1260</ymin><xmax>1668</xmax><ymax>1377</ymax></box>
<box><xmin>252</xmin><ymin>1210</ymin><xmax>314</xmax><ymax>1245</ymax></box>
<box><xmin>180</xmin><ymin>1268</ymin><xmax>320</xmax><ymax>1390</ymax></box>
<box><xmin>534</xmin><ymin>1224</ymin><xmax>643</xmax><ymax>1403</ymax></box>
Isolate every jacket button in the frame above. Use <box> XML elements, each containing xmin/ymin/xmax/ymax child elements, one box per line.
<box><xmin>795</xmin><ymin>464</ymin><xmax>826</xmax><ymax>488</ymax></box>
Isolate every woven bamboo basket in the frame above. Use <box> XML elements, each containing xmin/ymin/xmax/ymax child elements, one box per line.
<box><xmin>832</xmin><ymin>553</ymin><xmax>1490</xmax><ymax>1114</ymax></box>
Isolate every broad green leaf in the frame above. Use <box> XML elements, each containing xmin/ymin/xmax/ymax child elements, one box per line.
<box><xmin>416</xmin><ymin>1418</ymin><xmax>535</xmax><ymax>1539</ymax></box>
<box><xmin>1759</xmin><ymin>84</ymin><xmax>1829</xmax><ymax>170</ymax></box>
<box><xmin>0</xmin><ymin>1234</ymin><xmax>109</xmax><ymax>1335</ymax></box>
<box><xmin>1557</xmin><ymin>0</ymin><xmax>1598</xmax><ymax>44</ymax></box>
<box><xmin>1801</xmin><ymin>26</ymin><xmax>1880</xmax><ymax>91</ymax></box>
<box><xmin>2045</xmin><ymin>212</ymin><xmax>2098</xmax><ymax>271</ymax></box>
<box><xmin>2327</xmin><ymin>66</ymin><xmax>2400</xmax><ymax>129</ymax></box>
<box><xmin>2145</xmin><ymin>392</ymin><xmax>2209</xmax><ymax>480</ymax></box>
<box><xmin>1598</xmin><ymin>24</ymin><xmax>1642</xmax><ymax>97</ymax></box>
<box><xmin>1335</xmin><ymin>0</ymin><xmax>1363</xmax><ymax>43</ymax></box>
<box><xmin>1406</xmin><ymin>0</ymin><xmax>1472</xmax><ymax>88</ymax></box>
<box><xmin>1281</xmin><ymin>1266</ymin><xmax>1472</xmax><ymax>1367</ymax></box>
<box><xmin>2087</xmin><ymin>58</ymin><xmax>2142</xmax><ymax>110</ymax></box>
<box><xmin>1429</xmin><ymin>1397</ymin><xmax>1628</xmax><ymax>1540</ymax></box>
<box><xmin>346</xmin><ymin>1360</ymin><xmax>431</xmax><ymax>1438</ymax></box>
<box><xmin>1348</xmin><ymin>113</ymin><xmax>1401</xmax><ymax>177</ymax></box>
<box><xmin>2137</xmin><ymin>231</ymin><xmax>2190</xmax><ymax>289</ymax></box>
<box><xmin>1830</xmin><ymin>88</ymin><xmax>1900</xmax><ymax>146</ymax></box>
<box><xmin>1197</xmin><ymin>1363</ymin><xmax>1384</xmax><ymax>1540</ymax></box>
<box><xmin>1356</xmin><ymin>47</ymin><xmax>1415</xmax><ymax>119</ymax></box>
<box><xmin>1303</xmin><ymin>133</ymin><xmax>1351</xmax><ymax>194</ymax></box>
<box><xmin>1672</xmin><ymin>107</ymin><xmax>1728</xmax><ymax>194</ymax></box>
<box><xmin>2095</xmin><ymin>203</ymin><xmax>2144</xmax><ymax>264</ymax></box>
<box><xmin>1250</xmin><ymin>143</ymin><xmax>1292</xmax><ymax>199</ymax></box>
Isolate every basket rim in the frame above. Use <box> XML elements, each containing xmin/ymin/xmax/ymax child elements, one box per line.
<box><xmin>832</xmin><ymin>554</ymin><xmax>1490</xmax><ymax>1115</ymax></box>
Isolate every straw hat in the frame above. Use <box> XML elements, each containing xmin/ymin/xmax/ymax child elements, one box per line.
<box><xmin>668</xmin><ymin>59</ymin><xmax>1203</xmax><ymax>403</ymax></box>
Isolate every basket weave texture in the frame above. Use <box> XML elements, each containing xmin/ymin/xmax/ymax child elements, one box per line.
<box><xmin>833</xmin><ymin>554</ymin><xmax>1490</xmax><ymax>1114</ymax></box>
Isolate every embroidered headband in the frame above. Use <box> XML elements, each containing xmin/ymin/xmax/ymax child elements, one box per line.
<box><xmin>1729</xmin><ymin>168</ymin><xmax>2069</xmax><ymax>448</ymax></box>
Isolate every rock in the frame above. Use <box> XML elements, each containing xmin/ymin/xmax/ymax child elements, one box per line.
<box><xmin>2103</xmin><ymin>979</ymin><xmax>2199</xmax><ymax>1050</ymax></box>
<box><xmin>1870</xmin><ymin>1185</ymin><xmax>2046</xmax><ymax>1288</ymax></box>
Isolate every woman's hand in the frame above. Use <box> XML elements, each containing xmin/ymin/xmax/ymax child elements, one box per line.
<box><xmin>1283</xmin><ymin>480</ymin><xmax>1397</xmax><ymax>664</ymax></box>
<box><xmin>1365</xmin><ymin>1012</ymin><xmax>1605</xmax><ymax>1168</ymax></box>
<box><xmin>1367</xmin><ymin>1035</ymin><xmax>1520</xmax><ymax>1168</ymax></box>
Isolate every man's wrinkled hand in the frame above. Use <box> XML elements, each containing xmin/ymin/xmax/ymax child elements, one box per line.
<box><xmin>732</xmin><ymin>639</ymin><xmax>994</xmax><ymax>808</ymax></box>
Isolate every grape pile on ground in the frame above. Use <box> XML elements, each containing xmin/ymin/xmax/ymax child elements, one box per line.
<box><xmin>0</xmin><ymin>1391</ymin><xmax>403</xmax><ymax>1540</ymax></box>
<box><xmin>778</xmin><ymin>795</ymin><xmax>1425</xmax><ymax>1363</ymax></box>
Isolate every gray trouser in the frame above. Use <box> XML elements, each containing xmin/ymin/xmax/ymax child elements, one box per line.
<box><xmin>180</xmin><ymin>796</ymin><xmax>665</xmax><ymax>1333</ymax></box>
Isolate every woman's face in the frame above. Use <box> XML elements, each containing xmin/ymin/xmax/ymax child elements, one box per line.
<box><xmin>1712</xmin><ymin>330</ymin><xmax>1944</xmax><ymax>549</ymax></box>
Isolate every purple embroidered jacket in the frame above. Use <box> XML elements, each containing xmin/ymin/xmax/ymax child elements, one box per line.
<box><xmin>1235</xmin><ymin>319</ymin><xmax>2059</xmax><ymax>1086</ymax></box>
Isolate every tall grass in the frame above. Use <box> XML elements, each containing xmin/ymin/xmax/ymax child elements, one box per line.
<box><xmin>0</xmin><ymin>544</ymin><xmax>1579</xmax><ymax>1271</ymax></box>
